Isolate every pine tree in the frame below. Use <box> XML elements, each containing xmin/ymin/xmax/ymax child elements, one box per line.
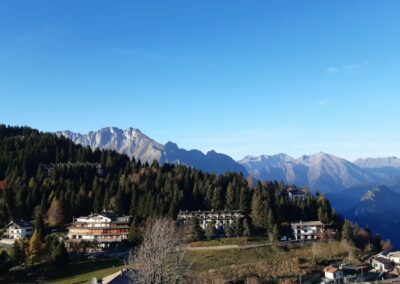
<box><xmin>225</xmin><ymin>183</ymin><xmax>235</xmax><ymax>210</ymax></box>
<box><xmin>190</xmin><ymin>218</ymin><xmax>204</xmax><ymax>241</ymax></box>
<box><xmin>342</xmin><ymin>220</ymin><xmax>354</xmax><ymax>243</ymax></box>
<box><xmin>211</xmin><ymin>187</ymin><xmax>223</xmax><ymax>210</ymax></box>
<box><xmin>251</xmin><ymin>184</ymin><xmax>268</xmax><ymax>230</ymax></box>
<box><xmin>93</xmin><ymin>185</ymin><xmax>104</xmax><ymax>213</ymax></box>
<box><xmin>239</xmin><ymin>187</ymin><xmax>249</xmax><ymax>214</ymax></box>
<box><xmin>129</xmin><ymin>189</ymin><xmax>138</xmax><ymax>217</ymax></box>
<box><xmin>11</xmin><ymin>239</ymin><xmax>25</xmax><ymax>267</ymax></box>
<box><xmin>52</xmin><ymin>241</ymin><xmax>69</xmax><ymax>267</ymax></box>
<box><xmin>28</xmin><ymin>230</ymin><xmax>43</xmax><ymax>265</ymax></box>
<box><xmin>235</xmin><ymin>219</ymin><xmax>243</xmax><ymax>237</ymax></box>
<box><xmin>114</xmin><ymin>188</ymin><xmax>126</xmax><ymax>215</ymax></box>
<box><xmin>205</xmin><ymin>221</ymin><xmax>215</xmax><ymax>240</ymax></box>
<box><xmin>271</xmin><ymin>224</ymin><xmax>280</xmax><ymax>243</ymax></box>
<box><xmin>128</xmin><ymin>218</ymin><xmax>142</xmax><ymax>247</ymax></box>
<box><xmin>0</xmin><ymin>250</ymin><xmax>11</xmax><ymax>275</ymax></box>
<box><xmin>34</xmin><ymin>213</ymin><xmax>46</xmax><ymax>240</ymax></box>
<box><xmin>317</xmin><ymin>195</ymin><xmax>332</xmax><ymax>224</ymax></box>
<box><xmin>46</xmin><ymin>198</ymin><xmax>65</xmax><ymax>227</ymax></box>
<box><xmin>266</xmin><ymin>209</ymin><xmax>276</xmax><ymax>231</ymax></box>
<box><xmin>242</xmin><ymin>218</ymin><xmax>251</xmax><ymax>237</ymax></box>
<box><xmin>224</xmin><ymin>224</ymin><xmax>232</xmax><ymax>238</ymax></box>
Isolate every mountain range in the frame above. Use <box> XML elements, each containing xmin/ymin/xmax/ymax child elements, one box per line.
<box><xmin>57</xmin><ymin>127</ymin><xmax>247</xmax><ymax>175</ymax></box>
<box><xmin>239</xmin><ymin>153</ymin><xmax>400</xmax><ymax>193</ymax></box>
<box><xmin>57</xmin><ymin>126</ymin><xmax>400</xmax><ymax>193</ymax></box>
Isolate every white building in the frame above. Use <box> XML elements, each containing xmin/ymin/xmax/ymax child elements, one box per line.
<box><xmin>291</xmin><ymin>220</ymin><xmax>324</xmax><ymax>240</ymax></box>
<box><xmin>2</xmin><ymin>220</ymin><xmax>34</xmax><ymax>240</ymax></box>
<box><xmin>287</xmin><ymin>187</ymin><xmax>310</xmax><ymax>201</ymax></box>
<box><xmin>370</xmin><ymin>256</ymin><xmax>394</xmax><ymax>272</ymax></box>
<box><xmin>388</xmin><ymin>251</ymin><xmax>400</xmax><ymax>265</ymax></box>
<box><xmin>67</xmin><ymin>211</ymin><xmax>131</xmax><ymax>248</ymax></box>
<box><xmin>321</xmin><ymin>266</ymin><xmax>344</xmax><ymax>284</ymax></box>
<box><xmin>177</xmin><ymin>210</ymin><xmax>244</xmax><ymax>231</ymax></box>
<box><xmin>321</xmin><ymin>265</ymin><xmax>368</xmax><ymax>284</ymax></box>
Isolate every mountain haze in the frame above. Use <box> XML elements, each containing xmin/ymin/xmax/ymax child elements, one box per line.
<box><xmin>239</xmin><ymin>153</ymin><xmax>379</xmax><ymax>193</ymax></box>
<box><xmin>346</xmin><ymin>185</ymin><xmax>400</xmax><ymax>246</ymax></box>
<box><xmin>354</xmin><ymin>157</ymin><xmax>400</xmax><ymax>169</ymax></box>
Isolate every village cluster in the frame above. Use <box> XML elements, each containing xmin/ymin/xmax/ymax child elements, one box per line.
<box><xmin>321</xmin><ymin>251</ymin><xmax>400</xmax><ymax>284</ymax></box>
<box><xmin>1</xmin><ymin>186</ymin><xmax>399</xmax><ymax>283</ymax></box>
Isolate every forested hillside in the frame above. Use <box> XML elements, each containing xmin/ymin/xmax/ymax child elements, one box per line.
<box><xmin>0</xmin><ymin>125</ymin><xmax>341</xmax><ymax>237</ymax></box>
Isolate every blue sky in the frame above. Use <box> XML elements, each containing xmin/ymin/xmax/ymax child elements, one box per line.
<box><xmin>1</xmin><ymin>1</ymin><xmax>400</xmax><ymax>160</ymax></box>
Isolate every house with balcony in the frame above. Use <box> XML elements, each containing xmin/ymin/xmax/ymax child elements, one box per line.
<box><xmin>67</xmin><ymin>211</ymin><xmax>132</xmax><ymax>249</ymax></box>
<box><xmin>291</xmin><ymin>220</ymin><xmax>324</xmax><ymax>240</ymax></box>
<box><xmin>2</xmin><ymin>220</ymin><xmax>33</xmax><ymax>240</ymax></box>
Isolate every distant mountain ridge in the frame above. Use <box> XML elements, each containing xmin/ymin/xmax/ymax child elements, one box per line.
<box><xmin>238</xmin><ymin>153</ymin><xmax>400</xmax><ymax>193</ymax></box>
<box><xmin>354</xmin><ymin>157</ymin><xmax>400</xmax><ymax>169</ymax></box>
<box><xmin>57</xmin><ymin>127</ymin><xmax>400</xmax><ymax>193</ymax></box>
<box><xmin>57</xmin><ymin>127</ymin><xmax>247</xmax><ymax>175</ymax></box>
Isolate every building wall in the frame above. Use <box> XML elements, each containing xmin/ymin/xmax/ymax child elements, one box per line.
<box><xmin>6</xmin><ymin>226</ymin><xmax>33</xmax><ymax>239</ymax></box>
<box><xmin>178</xmin><ymin>211</ymin><xmax>243</xmax><ymax>232</ymax></box>
<box><xmin>389</xmin><ymin>256</ymin><xmax>400</xmax><ymax>264</ymax></box>
<box><xmin>291</xmin><ymin>224</ymin><xmax>323</xmax><ymax>240</ymax></box>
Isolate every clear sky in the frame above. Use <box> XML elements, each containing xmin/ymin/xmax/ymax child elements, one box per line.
<box><xmin>1</xmin><ymin>1</ymin><xmax>400</xmax><ymax>161</ymax></box>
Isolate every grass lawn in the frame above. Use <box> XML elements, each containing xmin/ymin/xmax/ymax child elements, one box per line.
<box><xmin>186</xmin><ymin>242</ymin><xmax>358</xmax><ymax>280</ymax></box>
<box><xmin>0</xmin><ymin>247</ymin><xmax>11</xmax><ymax>254</ymax></box>
<box><xmin>46</xmin><ymin>258</ymin><xmax>124</xmax><ymax>284</ymax></box>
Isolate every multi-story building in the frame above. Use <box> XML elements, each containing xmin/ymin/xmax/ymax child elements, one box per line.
<box><xmin>2</xmin><ymin>220</ymin><xmax>33</xmax><ymax>240</ymax></box>
<box><xmin>287</xmin><ymin>186</ymin><xmax>310</xmax><ymax>201</ymax></box>
<box><xmin>67</xmin><ymin>211</ymin><xmax>131</xmax><ymax>248</ymax></box>
<box><xmin>291</xmin><ymin>220</ymin><xmax>324</xmax><ymax>240</ymax></box>
<box><xmin>177</xmin><ymin>210</ymin><xmax>244</xmax><ymax>232</ymax></box>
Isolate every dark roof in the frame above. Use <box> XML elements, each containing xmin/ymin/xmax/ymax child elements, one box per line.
<box><xmin>373</xmin><ymin>256</ymin><xmax>393</xmax><ymax>265</ymax></box>
<box><xmin>7</xmin><ymin>220</ymin><xmax>33</xmax><ymax>228</ymax></box>
<box><xmin>76</xmin><ymin>212</ymin><xmax>131</xmax><ymax>222</ymax></box>
<box><xmin>291</xmin><ymin>221</ymin><xmax>323</xmax><ymax>227</ymax></box>
<box><xmin>97</xmin><ymin>211</ymin><xmax>117</xmax><ymax>219</ymax></box>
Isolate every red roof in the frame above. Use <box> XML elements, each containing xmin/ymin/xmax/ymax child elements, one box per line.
<box><xmin>324</xmin><ymin>266</ymin><xmax>338</xmax><ymax>273</ymax></box>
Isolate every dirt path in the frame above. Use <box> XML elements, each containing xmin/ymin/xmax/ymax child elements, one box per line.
<box><xmin>185</xmin><ymin>240</ymin><xmax>315</xmax><ymax>251</ymax></box>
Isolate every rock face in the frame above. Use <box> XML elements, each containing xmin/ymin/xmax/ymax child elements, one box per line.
<box><xmin>56</xmin><ymin>127</ymin><xmax>248</xmax><ymax>175</ymax></box>
<box><xmin>345</xmin><ymin>186</ymin><xmax>400</xmax><ymax>247</ymax></box>
<box><xmin>57</xmin><ymin>127</ymin><xmax>164</xmax><ymax>164</ymax></box>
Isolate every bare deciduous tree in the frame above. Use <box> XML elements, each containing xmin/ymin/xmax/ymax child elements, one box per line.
<box><xmin>127</xmin><ymin>218</ymin><xmax>190</xmax><ymax>283</ymax></box>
